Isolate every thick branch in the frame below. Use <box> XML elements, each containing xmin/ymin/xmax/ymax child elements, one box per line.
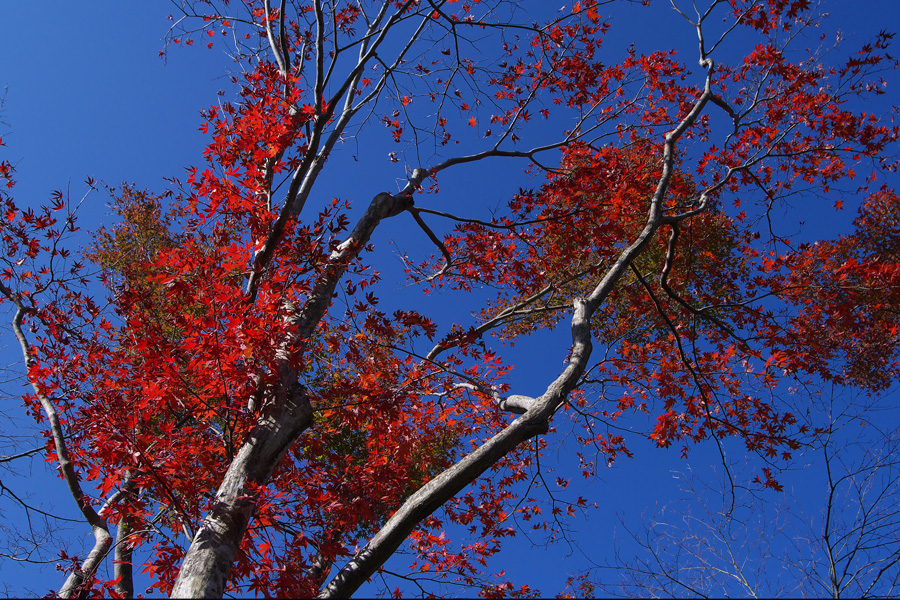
<box><xmin>169</xmin><ymin>381</ymin><xmax>313</xmax><ymax>598</ymax></box>
<box><xmin>171</xmin><ymin>187</ymin><xmax>415</xmax><ymax>598</ymax></box>
<box><xmin>114</xmin><ymin>517</ymin><xmax>135</xmax><ymax>598</ymax></box>
<box><xmin>33</xmin><ymin>383</ymin><xmax>110</xmax><ymax>589</ymax></box>
<box><xmin>0</xmin><ymin>281</ymin><xmax>113</xmax><ymax>598</ymax></box>
<box><xmin>245</xmin><ymin>1</ymin><xmax>416</xmax><ymax>302</ymax></box>
<box><xmin>318</xmin><ymin>59</ymin><xmax>717</xmax><ymax>597</ymax></box>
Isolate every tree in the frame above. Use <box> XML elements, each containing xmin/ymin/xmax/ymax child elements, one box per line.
<box><xmin>0</xmin><ymin>0</ymin><xmax>897</xmax><ymax>597</ymax></box>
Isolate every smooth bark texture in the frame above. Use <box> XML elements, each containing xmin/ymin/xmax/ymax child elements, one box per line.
<box><xmin>114</xmin><ymin>517</ymin><xmax>135</xmax><ymax>598</ymax></box>
<box><xmin>4</xmin><ymin>2</ymin><xmax>896</xmax><ymax>598</ymax></box>
<box><xmin>319</xmin><ymin>65</ymin><xmax>714</xmax><ymax>596</ymax></box>
<box><xmin>0</xmin><ymin>285</ymin><xmax>114</xmax><ymax>598</ymax></box>
<box><xmin>171</xmin><ymin>190</ymin><xmax>414</xmax><ymax>597</ymax></box>
<box><xmin>170</xmin><ymin>384</ymin><xmax>313</xmax><ymax>598</ymax></box>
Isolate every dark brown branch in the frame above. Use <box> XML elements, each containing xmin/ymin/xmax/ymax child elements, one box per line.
<box><xmin>657</xmin><ymin>224</ymin><xmax>750</xmax><ymax>351</ymax></box>
<box><xmin>408</xmin><ymin>207</ymin><xmax>453</xmax><ymax>278</ymax></box>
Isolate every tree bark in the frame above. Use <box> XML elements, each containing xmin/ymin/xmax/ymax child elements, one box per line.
<box><xmin>0</xmin><ymin>287</ymin><xmax>116</xmax><ymax>599</ymax></box>
<box><xmin>169</xmin><ymin>381</ymin><xmax>313</xmax><ymax>598</ymax></box>
<box><xmin>317</xmin><ymin>70</ymin><xmax>714</xmax><ymax>597</ymax></box>
<box><xmin>114</xmin><ymin>517</ymin><xmax>135</xmax><ymax>598</ymax></box>
<box><xmin>171</xmin><ymin>190</ymin><xmax>414</xmax><ymax>598</ymax></box>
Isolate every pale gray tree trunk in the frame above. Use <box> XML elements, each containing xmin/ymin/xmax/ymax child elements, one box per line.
<box><xmin>170</xmin><ymin>191</ymin><xmax>414</xmax><ymax>598</ymax></box>
<box><xmin>114</xmin><ymin>517</ymin><xmax>135</xmax><ymax>598</ymax></box>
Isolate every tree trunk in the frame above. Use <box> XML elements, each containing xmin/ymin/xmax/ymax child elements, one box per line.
<box><xmin>171</xmin><ymin>190</ymin><xmax>414</xmax><ymax>598</ymax></box>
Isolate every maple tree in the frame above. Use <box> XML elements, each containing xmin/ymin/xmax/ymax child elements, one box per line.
<box><xmin>0</xmin><ymin>0</ymin><xmax>898</xmax><ymax>597</ymax></box>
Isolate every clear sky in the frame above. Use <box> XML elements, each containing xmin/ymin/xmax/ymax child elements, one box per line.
<box><xmin>1</xmin><ymin>1</ymin><xmax>898</xmax><ymax>597</ymax></box>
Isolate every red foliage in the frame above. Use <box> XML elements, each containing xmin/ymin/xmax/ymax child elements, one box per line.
<box><xmin>1</xmin><ymin>1</ymin><xmax>897</xmax><ymax>597</ymax></box>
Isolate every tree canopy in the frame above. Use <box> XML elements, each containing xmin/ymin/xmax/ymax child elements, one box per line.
<box><xmin>0</xmin><ymin>0</ymin><xmax>897</xmax><ymax>597</ymax></box>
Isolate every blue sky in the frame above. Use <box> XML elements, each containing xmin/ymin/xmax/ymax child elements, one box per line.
<box><xmin>1</xmin><ymin>1</ymin><xmax>899</xmax><ymax>597</ymax></box>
